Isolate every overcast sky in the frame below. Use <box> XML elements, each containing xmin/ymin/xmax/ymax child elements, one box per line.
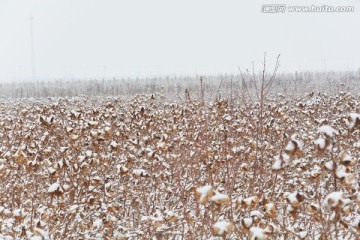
<box><xmin>0</xmin><ymin>0</ymin><xmax>359</xmax><ymax>81</ymax></box>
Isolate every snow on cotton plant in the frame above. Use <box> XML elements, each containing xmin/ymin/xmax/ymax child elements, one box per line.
<box><xmin>339</xmin><ymin>150</ymin><xmax>354</xmax><ymax>166</ymax></box>
<box><xmin>284</xmin><ymin>135</ymin><xmax>303</xmax><ymax>157</ymax></box>
<box><xmin>30</xmin><ymin>228</ymin><xmax>49</xmax><ymax>240</ymax></box>
<box><xmin>241</xmin><ymin>217</ymin><xmax>253</xmax><ymax>232</ymax></box>
<box><xmin>284</xmin><ymin>191</ymin><xmax>305</xmax><ymax>208</ymax></box>
<box><xmin>211</xmin><ymin>221</ymin><xmax>234</xmax><ymax>237</ymax></box>
<box><xmin>3</xmin><ymin>90</ymin><xmax>360</xmax><ymax>239</ymax></box>
<box><xmin>264</xmin><ymin>202</ymin><xmax>277</xmax><ymax>218</ymax></box>
<box><xmin>209</xmin><ymin>191</ymin><xmax>230</xmax><ymax>206</ymax></box>
<box><xmin>318</xmin><ymin>125</ymin><xmax>339</xmax><ymax>138</ymax></box>
<box><xmin>271</xmin><ymin>153</ymin><xmax>290</xmax><ymax>171</ymax></box>
<box><xmin>324</xmin><ymin>192</ymin><xmax>346</xmax><ymax>209</ymax></box>
<box><xmin>48</xmin><ymin>181</ymin><xmax>62</xmax><ymax>194</ymax></box>
<box><xmin>314</xmin><ymin>137</ymin><xmax>330</xmax><ymax>155</ymax></box>
<box><xmin>336</xmin><ymin>165</ymin><xmax>355</xmax><ymax>186</ymax></box>
<box><xmin>195</xmin><ymin>185</ymin><xmax>214</xmax><ymax>205</ymax></box>
<box><xmin>345</xmin><ymin>113</ymin><xmax>360</xmax><ymax>130</ymax></box>
<box><xmin>249</xmin><ymin>227</ymin><xmax>269</xmax><ymax>240</ymax></box>
<box><xmin>237</xmin><ymin>195</ymin><xmax>259</xmax><ymax>209</ymax></box>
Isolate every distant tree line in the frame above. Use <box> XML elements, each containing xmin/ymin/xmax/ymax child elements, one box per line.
<box><xmin>0</xmin><ymin>70</ymin><xmax>359</xmax><ymax>99</ymax></box>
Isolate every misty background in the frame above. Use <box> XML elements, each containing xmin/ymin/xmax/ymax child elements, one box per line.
<box><xmin>0</xmin><ymin>0</ymin><xmax>359</xmax><ymax>83</ymax></box>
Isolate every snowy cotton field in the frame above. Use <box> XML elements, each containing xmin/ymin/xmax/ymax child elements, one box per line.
<box><xmin>1</xmin><ymin>91</ymin><xmax>360</xmax><ymax>239</ymax></box>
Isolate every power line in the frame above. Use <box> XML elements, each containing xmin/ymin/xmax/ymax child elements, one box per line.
<box><xmin>29</xmin><ymin>16</ymin><xmax>36</xmax><ymax>81</ymax></box>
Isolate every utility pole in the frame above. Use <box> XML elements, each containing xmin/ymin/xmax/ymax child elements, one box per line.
<box><xmin>29</xmin><ymin>16</ymin><xmax>36</xmax><ymax>81</ymax></box>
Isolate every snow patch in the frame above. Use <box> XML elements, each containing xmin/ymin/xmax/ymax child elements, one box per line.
<box><xmin>318</xmin><ymin>125</ymin><xmax>339</xmax><ymax>138</ymax></box>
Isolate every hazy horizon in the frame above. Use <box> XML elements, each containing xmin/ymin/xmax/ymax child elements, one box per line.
<box><xmin>0</xmin><ymin>0</ymin><xmax>359</xmax><ymax>82</ymax></box>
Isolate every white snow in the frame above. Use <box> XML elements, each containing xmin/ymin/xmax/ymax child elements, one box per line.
<box><xmin>85</xmin><ymin>150</ymin><xmax>93</xmax><ymax>157</ymax></box>
<box><xmin>324</xmin><ymin>191</ymin><xmax>345</xmax><ymax>208</ymax></box>
<box><xmin>209</xmin><ymin>237</ymin><xmax>224</xmax><ymax>240</ymax></box>
<box><xmin>32</xmin><ymin>228</ymin><xmax>49</xmax><ymax>239</ymax></box>
<box><xmin>285</xmin><ymin>136</ymin><xmax>303</xmax><ymax>154</ymax></box>
<box><xmin>344</xmin><ymin>173</ymin><xmax>355</xmax><ymax>185</ymax></box>
<box><xmin>339</xmin><ymin>150</ymin><xmax>352</xmax><ymax>164</ymax></box>
<box><xmin>110</xmin><ymin>141</ymin><xmax>118</xmax><ymax>148</ymax></box>
<box><xmin>351</xmin><ymin>216</ymin><xmax>360</xmax><ymax>228</ymax></box>
<box><xmin>70</xmin><ymin>134</ymin><xmax>79</xmax><ymax>140</ymax></box>
<box><xmin>92</xmin><ymin>176</ymin><xmax>102</xmax><ymax>182</ymax></box>
<box><xmin>48</xmin><ymin>167</ymin><xmax>56</xmax><ymax>175</ymax></box>
<box><xmin>196</xmin><ymin>185</ymin><xmax>213</xmax><ymax>203</ymax></box>
<box><xmin>222</xmin><ymin>114</ymin><xmax>232</xmax><ymax>121</ymax></box>
<box><xmin>212</xmin><ymin>221</ymin><xmax>233</xmax><ymax>235</ymax></box>
<box><xmin>336</xmin><ymin>165</ymin><xmax>347</xmax><ymax>178</ymax></box>
<box><xmin>30</xmin><ymin>237</ymin><xmax>43</xmax><ymax>240</ymax></box>
<box><xmin>157</xmin><ymin>141</ymin><xmax>166</xmax><ymax>149</ymax></box>
<box><xmin>249</xmin><ymin>227</ymin><xmax>268</xmax><ymax>240</ymax></box>
<box><xmin>353</xmin><ymin>141</ymin><xmax>360</xmax><ymax>148</ymax></box>
<box><xmin>314</xmin><ymin>138</ymin><xmax>326</xmax><ymax>149</ymax></box>
<box><xmin>324</xmin><ymin>161</ymin><xmax>333</xmax><ymax>170</ymax></box>
<box><xmin>93</xmin><ymin>218</ymin><xmax>103</xmax><ymax>228</ymax></box>
<box><xmin>12</xmin><ymin>209</ymin><xmax>21</xmax><ymax>217</ymax></box>
<box><xmin>133</xmin><ymin>169</ymin><xmax>148</xmax><ymax>177</ymax></box>
<box><xmin>88</xmin><ymin>120</ymin><xmax>99</xmax><ymax>126</ymax></box>
<box><xmin>241</xmin><ymin>196</ymin><xmax>258</xmax><ymax>206</ymax></box>
<box><xmin>141</xmin><ymin>215</ymin><xmax>164</xmax><ymax>223</ymax></box>
<box><xmin>285</xmin><ymin>141</ymin><xmax>295</xmax><ymax>152</ymax></box>
<box><xmin>240</xmin><ymin>163</ymin><xmax>248</xmax><ymax>169</ymax></box>
<box><xmin>265</xmin><ymin>203</ymin><xmax>275</xmax><ymax>212</ymax></box>
<box><xmin>271</xmin><ymin>158</ymin><xmax>282</xmax><ymax>170</ymax></box>
<box><xmin>210</xmin><ymin>192</ymin><xmax>230</xmax><ymax>204</ymax></box>
<box><xmin>48</xmin><ymin>182</ymin><xmax>60</xmax><ymax>193</ymax></box>
<box><xmin>68</xmin><ymin>205</ymin><xmax>79</xmax><ymax>213</ymax></box>
<box><xmin>284</xmin><ymin>192</ymin><xmax>303</xmax><ymax>207</ymax></box>
<box><xmin>281</xmin><ymin>153</ymin><xmax>290</xmax><ymax>163</ymax></box>
<box><xmin>60</xmin><ymin>147</ymin><xmax>69</xmax><ymax>153</ymax></box>
<box><xmin>310</xmin><ymin>165</ymin><xmax>321</xmax><ymax>177</ymax></box>
<box><xmin>335</xmin><ymin>165</ymin><xmax>355</xmax><ymax>185</ymax></box>
<box><xmin>165</xmin><ymin>210</ymin><xmax>176</xmax><ymax>217</ymax></box>
<box><xmin>299</xmin><ymin>231</ymin><xmax>308</xmax><ymax>239</ymax></box>
<box><xmin>250</xmin><ymin>210</ymin><xmax>263</xmax><ymax>218</ymax></box>
<box><xmin>243</xmin><ymin>218</ymin><xmax>253</xmax><ymax>228</ymax></box>
<box><xmin>114</xmin><ymin>232</ymin><xmax>131</xmax><ymax>239</ymax></box>
<box><xmin>345</xmin><ymin>113</ymin><xmax>360</xmax><ymax>129</ymax></box>
<box><xmin>318</xmin><ymin>125</ymin><xmax>339</xmax><ymax>138</ymax></box>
